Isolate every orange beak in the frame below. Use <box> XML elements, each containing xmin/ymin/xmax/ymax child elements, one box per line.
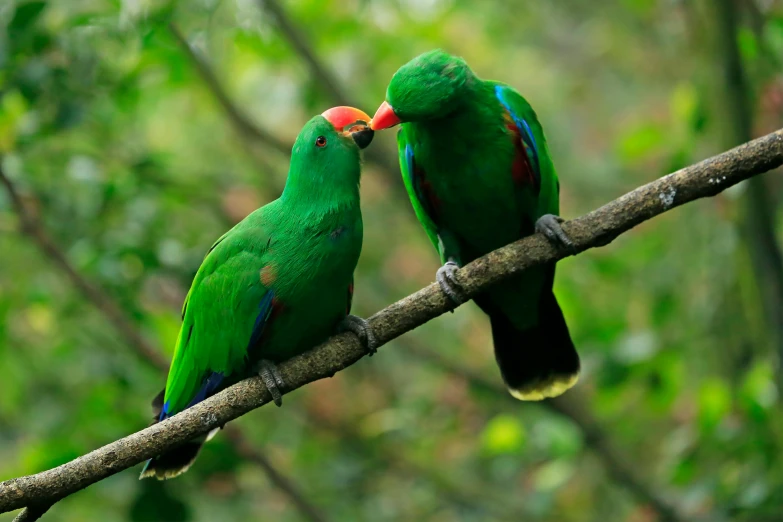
<box><xmin>321</xmin><ymin>106</ymin><xmax>372</xmax><ymax>130</ymax></box>
<box><xmin>370</xmin><ymin>101</ymin><xmax>402</xmax><ymax>130</ymax></box>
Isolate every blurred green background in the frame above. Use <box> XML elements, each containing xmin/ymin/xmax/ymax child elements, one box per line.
<box><xmin>1</xmin><ymin>0</ymin><xmax>783</xmax><ymax>520</ymax></box>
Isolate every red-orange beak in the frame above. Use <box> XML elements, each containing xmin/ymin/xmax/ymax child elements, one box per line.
<box><xmin>321</xmin><ymin>106</ymin><xmax>372</xmax><ymax>130</ymax></box>
<box><xmin>370</xmin><ymin>101</ymin><xmax>402</xmax><ymax>130</ymax></box>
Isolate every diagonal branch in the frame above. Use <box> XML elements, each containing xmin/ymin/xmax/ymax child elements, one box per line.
<box><xmin>256</xmin><ymin>0</ymin><xmax>402</xmax><ymax>176</ymax></box>
<box><xmin>221</xmin><ymin>428</ymin><xmax>328</xmax><ymax>522</ymax></box>
<box><xmin>170</xmin><ymin>3</ymin><xmax>401</xmax><ymax>180</ymax></box>
<box><xmin>169</xmin><ymin>17</ymin><xmax>679</xmax><ymax>514</ymax></box>
<box><xmin>298</xmin><ymin>411</ymin><xmax>525</xmax><ymax>521</ymax></box>
<box><xmin>0</xmin><ymin>165</ymin><xmax>329</xmax><ymax>522</ymax></box>
<box><xmin>168</xmin><ymin>23</ymin><xmax>291</xmax><ymax>157</ymax></box>
<box><xmin>2</xmin><ymin>127</ymin><xmax>781</xmax><ymax>516</ymax></box>
<box><xmin>256</xmin><ymin>0</ymin><xmax>350</xmax><ymax>106</ymax></box>
<box><xmin>0</xmin><ymin>171</ymin><xmax>169</xmax><ymax>370</ymax></box>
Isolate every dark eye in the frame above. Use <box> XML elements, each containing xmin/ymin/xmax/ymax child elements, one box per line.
<box><xmin>315</xmin><ymin>136</ymin><xmax>327</xmax><ymax>147</ymax></box>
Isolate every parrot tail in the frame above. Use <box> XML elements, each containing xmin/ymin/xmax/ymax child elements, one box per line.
<box><xmin>138</xmin><ymin>389</ymin><xmax>217</xmax><ymax>480</ymax></box>
<box><xmin>487</xmin><ymin>291</ymin><xmax>580</xmax><ymax>401</ymax></box>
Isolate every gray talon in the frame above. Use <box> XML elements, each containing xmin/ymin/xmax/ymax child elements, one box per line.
<box><xmin>436</xmin><ymin>261</ymin><xmax>467</xmax><ymax>305</ymax></box>
<box><xmin>535</xmin><ymin>214</ymin><xmax>576</xmax><ymax>253</ymax></box>
<box><xmin>258</xmin><ymin>359</ymin><xmax>285</xmax><ymax>407</ymax></box>
<box><xmin>339</xmin><ymin>314</ymin><xmax>378</xmax><ymax>355</ymax></box>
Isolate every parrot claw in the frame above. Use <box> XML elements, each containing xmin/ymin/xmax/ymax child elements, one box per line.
<box><xmin>436</xmin><ymin>261</ymin><xmax>468</xmax><ymax>306</ymax></box>
<box><xmin>257</xmin><ymin>359</ymin><xmax>285</xmax><ymax>407</ymax></box>
<box><xmin>339</xmin><ymin>314</ymin><xmax>378</xmax><ymax>356</ymax></box>
<box><xmin>535</xmin><ymin>214</ymin><xmax>576</xmax><ymax>254</ymax></box>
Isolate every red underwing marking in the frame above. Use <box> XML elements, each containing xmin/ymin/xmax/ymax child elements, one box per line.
<box><xmin>413</xmin><ymin>159</ymin><xmax>441</xmax><ymax>221</ymax></box>
<box><xmin>502</xmin><ymin>110</ymin><xmax>538</xmax><ymax>191</ymax></box>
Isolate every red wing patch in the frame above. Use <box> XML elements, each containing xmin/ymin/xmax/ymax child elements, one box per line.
<box><xmin>503</xmin><ymin>111</ymin><xmax>539</xmax><ymax>191</ymax></box>
<box><xmin>413</xmin><ymin>157</ymin><xmax>441</xmax><ymax>223</ymax></box>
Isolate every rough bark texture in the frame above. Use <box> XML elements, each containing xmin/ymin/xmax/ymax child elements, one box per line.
<box><xmin>1</xmin><ymin>128</ymin><xmax>782</xmax><ymax>515</ymax></box>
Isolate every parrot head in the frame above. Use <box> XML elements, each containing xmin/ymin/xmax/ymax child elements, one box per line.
<box><xmin>285</xmin><ymin>106</ymin><xmax>374</xmax><ymax>197</ymax></box>
<box><xmin>291</xmin><ymin>105</ymin><xmax>373</xmax><ymax>161</ymax></box>
<box><xmin>370</xmin><ymin>49</ymin><xmax>474</xmax><ymax>130</ymax></box>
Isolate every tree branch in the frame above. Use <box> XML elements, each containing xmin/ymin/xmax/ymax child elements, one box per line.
<box><xmin>298</xmin><ymin>411</ymin><xmax>525</xmax><ymax>521</ymax></box>
<box><xmin>168</xmin><ymin>17</ymin><xmax>680</xmax><ymax>513</ymax></box>
<box><xmin>256</xmin><ymin>0</ymin><xmax>350</xmax><ymax>106</ymax></box>
<box><xmin>0</xmin><ymin>164</ymin><xmax>329</xmax><ymax>522</ymax></box>
<box><xmin>255</xmin><ymin>0</ymin><xmax>402</xmax><ymax>176</ymax></box>
<box><xmin>0</xmin><ymin>170</ymin><xmax>169</xmax><ymax>370</ymax></box>
<box><xmin>222</xmin><ymin>427</ymin><xmax>329</xmax><ymax>522</ymax></box>
<box><xmin>165</xmin><ymin>2</ymin><xmax>397</xmax><ymax>181</ymax></box>
<box><xmin>2</xmin><ymin>128</ymin><xmax>781</xmax><ymax>514</ymax></box>
<box><xmin>168</xmin><ymin>23</ymin><xmax>291</xmax><ymax>157</ymax></box>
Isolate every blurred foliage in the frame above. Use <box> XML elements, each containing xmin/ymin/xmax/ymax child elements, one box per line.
<box><xmin>1</xmin><ymin>0</ymin><xmax>783</xmax><ymax>521</ymax></box>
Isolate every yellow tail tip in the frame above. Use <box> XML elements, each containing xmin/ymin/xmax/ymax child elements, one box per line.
<box><xmin>139</xmin><ymin>461</ymin><xmax>194</xmax><ymax>480</ymax></box>
<box><xmin>508</xmin><ymin>373</ymin><xmax>579</xmax><ymax>401</ymax></box>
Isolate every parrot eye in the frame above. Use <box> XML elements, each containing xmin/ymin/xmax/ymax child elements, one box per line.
<box><xmin>315</xmin><ymin>136</ymin><xmax>327</xmax><ymax>148</ymax></box>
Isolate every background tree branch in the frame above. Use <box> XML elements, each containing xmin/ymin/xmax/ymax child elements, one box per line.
<box><xmin>713</xmin><ymin>0</ymin><xmax>783</xmax><ymax>389</ymax></box>
<box><xmin>403</xmin><ymin>342</ymin><xmax>685</xmax><ymax>522</ymax></box>
<box><xmin>167</xmin><ymin>23</ymin><xmax>291</xmax><ymax>157</ymax></box>
<box><xmin>2</xmin><ymin>127</ymin><xmax>781</xmax><ymax>517</ymax></box>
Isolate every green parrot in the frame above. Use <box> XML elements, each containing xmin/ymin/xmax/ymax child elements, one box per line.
<box><xmin>140</xmin><ymin>106</ymin><xmax>376</xmax><ymax>480</ymax></box>
<box><xmin>370</xmin><ymin>50</ymin><xmax>579</xmax><ymax>401</ymax></box>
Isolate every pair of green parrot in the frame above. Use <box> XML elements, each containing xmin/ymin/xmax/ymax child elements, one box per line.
<box><xmin>141</xmin><ymin>50</ymin><xmax>580</xmax><ymax>480</ymax></box>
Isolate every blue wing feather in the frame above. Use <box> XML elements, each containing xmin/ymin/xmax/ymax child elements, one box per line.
<box><xmin>397</xmin><ymin>127</ymin><xmax>439</xmax><ymax>250</ymax></box>
<box><xmin>247</xmin><ymin>290</ymin><xmax>275</xmax><ymax>353</ymax></box>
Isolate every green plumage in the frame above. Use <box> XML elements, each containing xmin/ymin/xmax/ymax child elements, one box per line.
<box><xmin>380</xmin><ymin>50</ymin><xmax>579</xmax><ymax>400</ymax></box>
<box><xmin>141</xmin><ymin>114</ymin><xmax>367</xmax><ymax>479</ymax></box>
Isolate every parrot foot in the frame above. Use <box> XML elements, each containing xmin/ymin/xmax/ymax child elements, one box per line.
<box><xmin>535</xmin><ymin>214</ymin><xmax>576</xmax><ymax>254</ymax></box>
<box><xmin>339</xmin><ymin>314</ymin><xmax>378</xmax><ymax>356</ymax></box>
<box><xmin>257</xmin><ymin>359</ymin><xmax>285</xmax><ymax>407</ymax></box>
<box><xmin>436</xmin><ymin>261</ymin><xmax>468</xmax><ymax>306</ymax></box>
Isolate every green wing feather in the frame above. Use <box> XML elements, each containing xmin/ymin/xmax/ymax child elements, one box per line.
<box><xmin>396</xmin><ymin>126</ymin><xmax>439</xmax><ymax>251</ymax></box>
<box><xmin>164</xmin><ymin>211</ymin><xmax>271</xmax><ymax>416</ymax></box>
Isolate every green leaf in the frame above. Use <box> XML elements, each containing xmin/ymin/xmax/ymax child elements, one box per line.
<box><xmin>617</xmin><ymin>123</ymin><xmax>666</xmax><ymax>163</ymax></box>
<box><xmin>739</xmin><ymin>362</ymin><xmax>777</xmax><ymax>422</ymax></box>
<box><xmin>737</xmin><ymin>27</ymin><xmax>759</xmax><ymax>62</ymax></box>
<box><xmin>670</xmin><ymin>82</ymin><xmax>697</xmax><ymax>128</ymax></box>
<box><xmin>698</xmin><ymin>378</ymin><xmax>732</xmax><ymax>431</ymax></box>
<box><xmin>481</xmin><ymin>413</ymin><xmax>526</xmax><ymax>455</ymax></box>
<box><xmin>533</xmin><ymin>459</ymin><xmax>575</xmax><ymax>492</ymax></box>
